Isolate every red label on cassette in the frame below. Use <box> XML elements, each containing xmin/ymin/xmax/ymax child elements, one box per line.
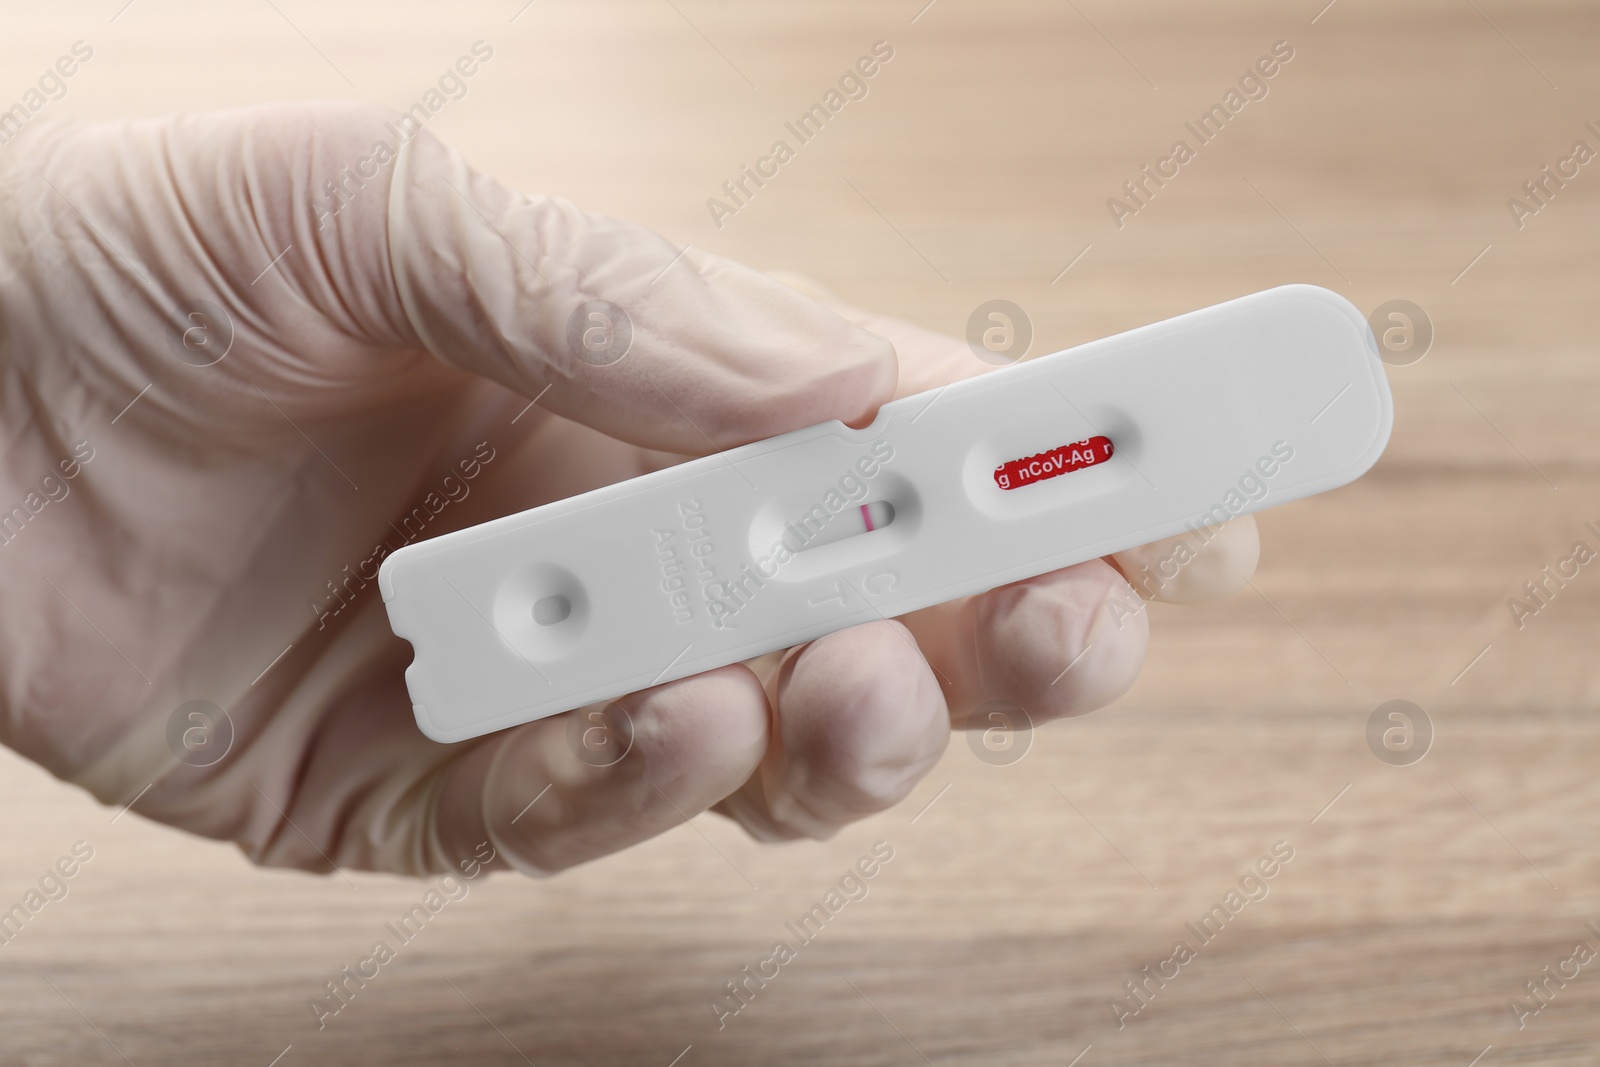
<box><xmin>994</xmin><ymin>435</ymin><xmax>1114</xmax><ymax>490</ymax></box>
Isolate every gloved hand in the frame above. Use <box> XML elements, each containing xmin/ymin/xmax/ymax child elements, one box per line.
<box><xmin>0</xmin><ymin>103</ymin><xmax>1258</xmax><ymax>877</ymax></box>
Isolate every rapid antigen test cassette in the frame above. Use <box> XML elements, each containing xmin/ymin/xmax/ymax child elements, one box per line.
<box><xmin>380</xmin><ymin>284</ymin><xmax>1393</xmax><ymax>742</ymax></box>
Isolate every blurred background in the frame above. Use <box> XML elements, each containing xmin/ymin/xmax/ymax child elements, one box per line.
<box><xmin>3</xmin><ymin>1</ymin><xmax>1598</xmax><ymax>1063</ymax></box>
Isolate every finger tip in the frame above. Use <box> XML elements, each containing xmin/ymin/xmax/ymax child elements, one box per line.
<box><xmin>974</xmin><ymin>562</ymin><xmax>1150</xmax><ymax>720</ymax></box>
<box><xmin>837</xmin><ymin>329</ymin><xmax>899</xmax><ymax>429</ymax></box>
<box><xmin>1163</xmin><ymin>518</ymin><xmax>1261</xmax><ymax>604</ymax></box>
<box><xmin>775</xmin><ymin>621</ymin><xmax>948</xmax><ymax>809</ymax></box>
<box><xmin>632</xmin><ymin>665</ymin><xmax>771</xmax><ymax>784</ymax></box>
<box><xmin>1113</xmin><ymin>517</ymin><xmax>1261</xmax><ymax>606</ymax></box>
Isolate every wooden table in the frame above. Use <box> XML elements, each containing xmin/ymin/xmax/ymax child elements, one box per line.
<box><xmin>3</xmin><ymin>1</ymin><xmax>1598</xmax><ymax>1062</ymax></box>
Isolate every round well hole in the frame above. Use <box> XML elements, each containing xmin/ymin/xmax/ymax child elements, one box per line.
<box><xmin>533</xmin><ymin>594</ymin><xmax>573</xmax><ymax>627</ymax></box>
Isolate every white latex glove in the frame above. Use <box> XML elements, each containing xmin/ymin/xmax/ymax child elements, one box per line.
<box><xmin>0</xmin><ymin>103</ymin><xmax>1258</xmax><ymax>877</ymax></box>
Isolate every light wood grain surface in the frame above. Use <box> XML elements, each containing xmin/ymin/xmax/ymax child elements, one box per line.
<box><xmin>4</xmin><ymin>1</ymin><xmax>1600</xmax><ymax>1064</ymax></box>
